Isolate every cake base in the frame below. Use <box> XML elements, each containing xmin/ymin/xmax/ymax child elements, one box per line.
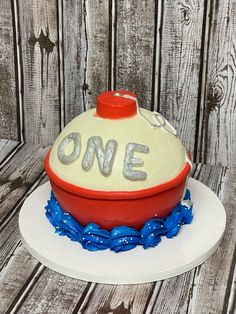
<box><xmin>19</xmin><ymin>178</ymin><xmax>226</xmax><ymax>284</ymax></box>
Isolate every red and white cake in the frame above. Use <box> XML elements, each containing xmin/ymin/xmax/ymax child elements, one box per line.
<box><xmin>45</xmin><ymin>90</ymin><xmax>192</xmax><ymax>232</ymax></box>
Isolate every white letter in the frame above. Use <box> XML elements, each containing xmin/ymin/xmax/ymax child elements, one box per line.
<box><xmin>57</xmin><ymin>132</ymin><xmax>81</xmax><ymax>164</ymax></box>
<box><xmin>123</xmin><ymin>143</ymin><xmax>149</xmax><ymax>181</ymax></box>
<box><xmin>82</xmin><ymin>136</ymin><xmax>117</xmax><ymax>176</ymax></box>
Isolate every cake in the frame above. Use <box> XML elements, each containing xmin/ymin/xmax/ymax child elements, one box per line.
<box><xmin>44</xmin><ymin>90</ymin><xmax>193</xmax><ymax>252</ymax></box>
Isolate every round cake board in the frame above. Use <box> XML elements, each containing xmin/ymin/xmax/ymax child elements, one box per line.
<box><xmin>19</xmin><ymin>178</ymin><xmax>226</xmax><ymax>285</ymax></box>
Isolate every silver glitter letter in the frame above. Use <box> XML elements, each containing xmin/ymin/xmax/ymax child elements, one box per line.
<box><xmin>123</xmin><ymin>143</ymin><xmax>149</xmax><ymax>181</ymax></box>
<box><xmin>82</xmin><ymin>136</ymin><xmax>117</xmax><ymax>176</ymax></box>
<box><xmin>57</xmin><ymin>132</ymin><xmax>81</xmax><ymax>164</ymax></box>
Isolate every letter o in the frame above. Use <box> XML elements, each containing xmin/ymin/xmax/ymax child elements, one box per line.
<box><xmin>57</xmin><ymin>132</ymin><xmax>81</xmax><ymax>164</ymax></box>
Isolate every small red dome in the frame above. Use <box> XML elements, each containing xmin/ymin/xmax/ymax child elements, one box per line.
<box><xmin>96</xmin><ymin>90</ymin><xmax>137</xmax><ymax>119</ymax></box>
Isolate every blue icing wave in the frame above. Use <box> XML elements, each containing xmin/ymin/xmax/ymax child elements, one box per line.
<box><xmin>111</xmin><ymin>226</ymin><xmax>141</xmax><ymax>253</ymax></box>
<box><xmin>45</xmin><ymin>191</ymin><xmax>193</xmax><ymax>253</ymax></box>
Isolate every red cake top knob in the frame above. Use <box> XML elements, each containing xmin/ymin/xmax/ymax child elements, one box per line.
<box><xmin>96</xmin><ymin>90</ymin><xmax>137</xmax><ymax>119</ymax></box>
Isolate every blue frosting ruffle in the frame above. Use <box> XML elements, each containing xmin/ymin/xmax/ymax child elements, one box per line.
<box><xmin>45</xmin><ymin>191</ymin><xmax>193</xmax><ymax>253</ymax></box>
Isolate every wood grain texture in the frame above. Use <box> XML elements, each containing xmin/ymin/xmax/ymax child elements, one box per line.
<box><xmin>158</xmin><ymin>0</ymin><xmax>205</xmax><ymax>153</ymax></box>
<box><xmin>79</xmin><ymin>282</ymin><xmax>158</xmax><ymax>313</ymax></box>
<box><xmin>0</xmin><ymin>0</ymin><xmax>18</xmax><ymax>140</ymax></box>
<box><xmin>0</xmin><ymin>245</ymin><xmax>41</xmax><ymax>314</ymax></box>
<box><xmin>227</xmin><ymin>245</ymin><xmax>236</xmax><ymax>314</ymax></box>
<box><xmin>63</xmin><ymin>0</ymin><xmax>110</xmax><ymax>124</ymax></box>
<box><xmin>0</xmin><ymin>142</ymin><xmax>49</xmax><ymax>313</ymax></box>
<box><xmin>0</xmin><ymin>212</ymin><xmax>20</xmax><ymax>272</ymax></box>
<box><xmin>196</xmin><ymin>0</ymin><xmax>236</xmax><ymax>167</ymax></box>
<box><xmin>149</xmin><ymin>164</ymin><xmax>229</xmax><ymax>313</ymax></box>
<box><xmin>0</xmin><ymin>144</ymin><xmax>47</xmax><ymax>276</ymax></box>
<box><xmin>15</xmin><ymin>268</ymin><xmax>89</xmax><ymax>314</ymax></box>
<box><xmin>187</xmin><ymin>167</ymin><xmax>236</xmax><ymax>314</ymax></box>
<box><xmin>0</xmin><ymin>143</ymin><xmax>48</xmax><ymax>226</ymax></box>
<box><xmin>147</xmin><ymin>272</ymin><xmax>195</xmax><ymax>313</ymax></box>
<box><xmin>115</xmin><ymin>0</ymin><xmax>156</xmax><ymax>109</ymax></box>
<box><xmin>17</xmin><ymin>0</ymin><xmax>60</xmax><ymax>144</ymax></box>
<box><xmin>0</xmin><ymin>139</ymin><xmax>20</xmax><ymax>165</ymax></box>
<box><xmin>0</xmin><ymin>171</ymin><xmax>46</xmax><ymax>273</ymax></box>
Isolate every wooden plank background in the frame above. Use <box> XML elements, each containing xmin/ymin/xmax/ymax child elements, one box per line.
<box><xmin>0</xmin><ymin>0</ymin><xmax>236</xmax><ymax>167</ymax></box>
<box><xmin>0</xmin><ymin>0</ymin><xmax>18</xmax><ymax>140</ymax></box>
<box><xmin>62</xmin><ymin>0</ymin><xmax>110</xmax><ymax>125</ymax></box>
<box><xmin>196</xmin><ymin>0</ymin><xmax>236</xmax><ymax>167</ymax></box>
<box><xmin>16</xmin><ymin>0</ymin><xmax>60</xmax><ymax>144</ymax></box>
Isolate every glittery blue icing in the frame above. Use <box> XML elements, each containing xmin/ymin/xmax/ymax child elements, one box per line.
<box><xmin>45</xmin><ymin>191</ymin><xmax>193</xmax><ymax>253</ymax></box>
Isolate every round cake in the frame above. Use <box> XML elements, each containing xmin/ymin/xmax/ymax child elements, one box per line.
<box><xmin>44</xmin><ymin>90</ymin><xmax>193</xmax><ymax>252</ymax></box>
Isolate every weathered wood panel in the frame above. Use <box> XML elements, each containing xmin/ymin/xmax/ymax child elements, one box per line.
<box><xmin>62</xmin><ymin>0</ymin><xmax>110</xmax><ymax>124</ymax></box>
<box><xmin>196</xmin><ymin>0</ymin><xmax>236</xmax><ymax>168</ymax></box>
<box><xmin>147</xmin><ymin>272</ymin><xmax>195</xmax><ymax>313</ymax></box>
<box><xmin>115</xmin><ymin>0</ymin><xmax>156</xmax><ymax>108</ymax></box>
<box><xmin>149</xmin><ymin>165</ymin><xmax>229</xmax><ymax>313</ymax></box>
<box><xmin>16</xmin><ymin>268</ymin><xmax>89</xmax><ymax>314</ymax></box>
<box><xmin>0</xmin><ymin>171</ymin><xmax>46</xmax><ymax>272</ymax></box>
<box><xmin>0</xmin><ymin>143</ymin><xmax>49</xmax><ymax>313</ymax></box>
<box><xmin>227</xmin><ymin>254</ymin><xmax>236</xmax><ymax>314</ymax></box>
<box><xmin>0</xmin><ymin>143</ymin><xmax>48</xmax><ymax>226</ymax></box>
<box><xmin>0</xmin><ymin>1</ymin><xmax>18</xmax><ymax>140</ymax></box>
<box><xmin>0</xmin><ymin>245</ymin><xmax>41</xmax><ymax>314</ymax></box>
<box><xmin>158</xmin><ymin>0</ymin><xmax>205</xmax><ymax>154</ymax></box>
<box><xmin>0</xmin><ymin>213</ymin><xmax>21</xmax><ymax>271</ymax></box>
<box><xmin>0</xmin><ymin>144</ymin><xmax>48</xmax><ymax>273</ymax></box>
<box><xmin>186</xmin><ymin>168</ymin><xmax>236</xmax><ymax>314</ymax></box>
<box><xmin>17</xmin><ymin>0</ymin><xmax>60</xmax><ymax>144</ymax></box>
<box><xmin>0</xmin><ymin>139</ymin><xmax>20</xmax><ymax>165</ymax></box>
<box><xmin>79</xmin><ymin>282</ymin><xmax>157</xmax><ymax>313</ymax></box>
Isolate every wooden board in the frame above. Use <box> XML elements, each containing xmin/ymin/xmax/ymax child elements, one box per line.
<box><xmin>184</xmin><ymin>167</ymin><xmax>235</xmax><ymax>314</ymax></box>
<box><xmin>148</xmin><ymin>165</ymin><xmax>230</xmax><ymax>313</ymax></box>
<box><xmin>0</xmin><ymin>170</ymin><xmax>45</xmax><ymax>272</ymax></box>
<box><xmin>62</xmin><ymin>0</ymin><xmax>110</xmax><ymax>124</ymax></box>
<box><xmin>13</xmin><ymin>265</ymin><xmax>89</xmax><ymax>314</ymax></box>
<box><xmin>0</xmin><ymin>142</ymin><xmax>49</xmax><ymax>313</ymax></box>
<box><xmin>77</xmin><ymin>282</ymin><xmax>159</xmax><ymax>313</ymax></box>
<box><xmin>0</xmin><ymin>139</ymin><xmax>20</xmax><ymax>166</ymax></box>
<box><xmin>17</xmin><ymin>0</ymin><xmax>60</xmax><ymax>144</ymax></box>
<box><xmin>227</xmin><ymin>239</ymin><xmax>236</xmax><ymax>314</ymax></box>
<box><xmin>115</xmin><ymin>0</ymin><xmax>156</xmax><ymax>109</ymax></box>
<box><xmin>0</xmin><ymin>143</ymin><xmax>48</xmax><ymax>274</ymax></box>
<box><xmin>196</xmin><ymin>0</ymin><xmax>236</xmax><ymax>168</ymax></box>
<box><xmin>0</xmin><ymin>245</ymin><xmax>41</xmax><ymax>313</ymax></box>
<box><xmin>158</xmin><ymin>0</ymin><xmax>205</xmax><ymax>154</ymax></box>
<box><xmin>0</xmin><ymin>143</ymin><xmax>48</xmax><ymax>226</ymax></box>
<box><xmin>0</xmin><ymin>0</ymin><xmax>18</xmax><ymax>140</ymax></box>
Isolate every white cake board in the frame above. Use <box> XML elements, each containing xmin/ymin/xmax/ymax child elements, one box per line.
<box><xmin>19</xmin><ymin>178</ymin><xmax>226</xmax><ymax>284</ymax></box>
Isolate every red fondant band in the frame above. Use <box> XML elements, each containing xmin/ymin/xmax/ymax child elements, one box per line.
<box><xmin>44</xmin><ymin>151</ymin><xmax>191</xmax><ymax>200</ymax></box>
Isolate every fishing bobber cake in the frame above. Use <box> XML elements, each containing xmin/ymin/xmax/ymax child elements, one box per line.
<box><xmin>44</xmin><ymin>90</ymin><xmax>193</xmax><ymax>252</ymax></box>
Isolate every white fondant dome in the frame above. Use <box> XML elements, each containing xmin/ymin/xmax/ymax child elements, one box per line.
<box><xmin>49</xmin><ymin>91</ymin><xmax>191</xmax><ymax>192</ymax></box>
